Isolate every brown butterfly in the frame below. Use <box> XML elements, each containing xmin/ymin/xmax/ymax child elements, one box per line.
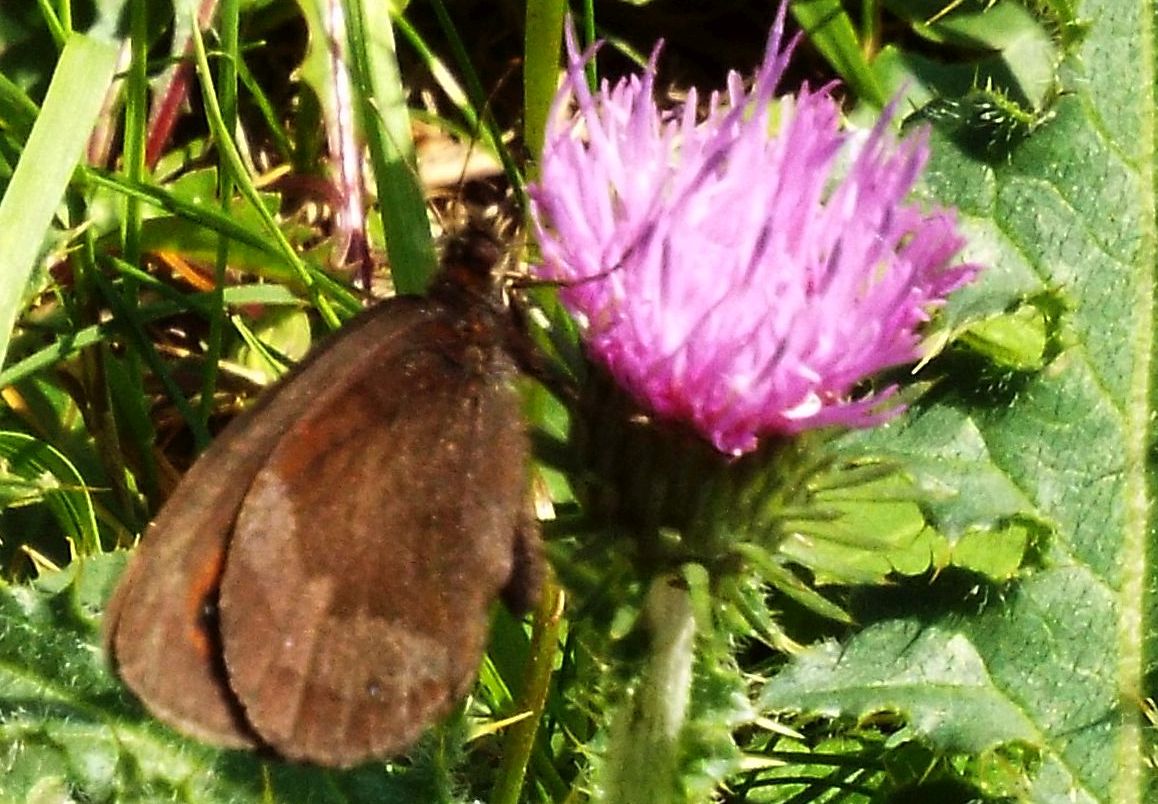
<box><xmin>104</xmin><ymin>229</ymin><xmax>543</xmax><ymax>767</ymax></box>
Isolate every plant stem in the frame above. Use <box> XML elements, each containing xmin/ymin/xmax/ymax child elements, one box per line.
<box><xmin>492</xmin><ymin>578</ymin><xmax>566</xmax><ymax>804</ymax></box>
<box><xmin>599</xmin><ymin>575</ymin><xmax>696</xmax><ymax>803</ymax></box>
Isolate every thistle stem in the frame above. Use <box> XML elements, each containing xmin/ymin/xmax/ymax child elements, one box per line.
<box><xmin>599</xmin><ymin>575</ymin><xmax>696</xmax><ymax>803</ymax></box>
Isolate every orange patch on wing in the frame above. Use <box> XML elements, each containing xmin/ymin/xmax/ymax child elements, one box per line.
<box><xmin>184</xmin><ymin>545</ymin><xmax>227</xmax><ymax>660</ymax></box>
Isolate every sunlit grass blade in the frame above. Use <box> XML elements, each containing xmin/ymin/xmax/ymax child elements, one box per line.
<box><xmin>0</xmin><ymin>33</ymin><xmax>120</xmax><ymax>368</ymax></box>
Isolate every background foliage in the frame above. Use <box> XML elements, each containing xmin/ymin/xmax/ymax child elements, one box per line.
<box><xmin>0</xmin><ymin>0</ymin><xmax>1152</xmax><ymax>802</ymax></box>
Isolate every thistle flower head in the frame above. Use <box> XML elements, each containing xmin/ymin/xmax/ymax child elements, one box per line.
<box><xmin>529</xmin><ymin>9</ymin><xmax>980</xmax><ymax>456</ymax></box>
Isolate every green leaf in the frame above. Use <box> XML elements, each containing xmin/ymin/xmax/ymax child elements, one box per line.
<box><xmin>957</xmin><ymin>303</ymin><xmax>1049</xmax><ymax>371</ymax></box>
<box><xmin>790</xmin><ymin>0</ymin><xmax>887</xmax><ymax>108</ymax></box>
<box><xmin>885</xmin><ymin>0</ymin><xmax>1060</xmax><ymax>109</ymax></box>
<box><xmin>340</xmin><ymin>0</ymin><xmax>437</xmax><ymax>294</ymax></box>
<box><xmin>230</xmin><ymin>306</ymin><xmax>313</xmax><ymax>383</ymax></box>
<box><xmin>761</xmin><ymin>618</ymin><xmax>1043</xmax><ymax>753</ymax></box>
<box><xmin>0</xmin><ymin>556</ymin><xmax>476</xmax><ymax>802</ymax></box>
<box><xmin>759</xmin><ymin>1</ymin><xmax>1156</xmax><ymax>800</ymax></box>
<box><xmin>0</xmin><ymin>32</ymin><xmax>120</xmax><ymax>368</ymax></box>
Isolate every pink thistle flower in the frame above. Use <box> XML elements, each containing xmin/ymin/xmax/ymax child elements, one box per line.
<box><xmin>528</xmin><ymin>8</ymin><xmax>980</xmax><ymax>457</ymax></box>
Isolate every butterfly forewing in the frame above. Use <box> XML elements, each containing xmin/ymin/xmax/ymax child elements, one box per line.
<box><xmin>108</xmin><ymin>294</ymin><xmax>525</xmax><ymax>755</ymax></box>
<box><xmin>218</xmin><ymin>303</ymin><xmax>529</xmax><ymax>766</ymax></box>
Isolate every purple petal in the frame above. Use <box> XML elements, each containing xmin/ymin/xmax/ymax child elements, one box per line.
<box><xmin>529</xmin><ymin>7</ymin><xmax>981</xmax><ymax>456</ymax></box>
